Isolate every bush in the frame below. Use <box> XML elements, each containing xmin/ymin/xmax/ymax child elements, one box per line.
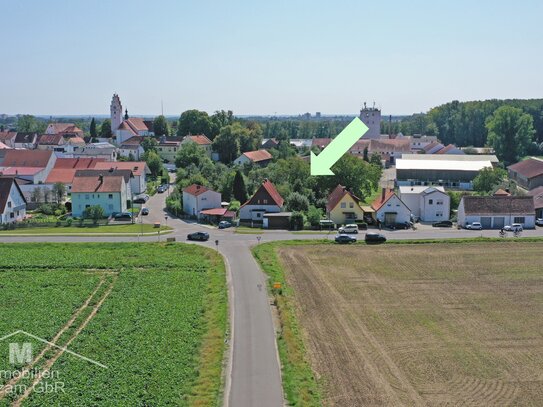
<box><xmin>289</xmin><ymin>212</ymin><xmax>305</xmax><ymax>230</ymax></box>
<box><xmin>306</xmin><ymin>205</ymin><xmax>323</xmax><ymax>228</ymax></box>
<box><xmin>66</xmin><ymin>218</ymin><xmax>73</xmax><ymax>227</ymax></box>
<box><xmin>285</xmin><ymin>192</ymin><xmax>309</xmax><ymax>212</ymax></box>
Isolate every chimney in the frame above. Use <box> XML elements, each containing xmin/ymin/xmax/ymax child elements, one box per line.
<box><xmin>98</xmin><ymin>174</ymin><xmax>103</xmax><ymax>183</ymax></box>
<box><xmin>381</xmin><ymin>188</ymin><xmax>386</xmax><ymax>201</ymax></box>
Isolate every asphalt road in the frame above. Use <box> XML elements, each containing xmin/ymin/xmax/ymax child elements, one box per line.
<box><xmin>2</xmin><ymin>186</ymin><xmax>543</xmax><ymax>407</ymax></box>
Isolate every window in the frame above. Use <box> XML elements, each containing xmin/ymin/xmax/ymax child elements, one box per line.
<box><xmin>263</xmin><ymin>199</ymin><xmax>268</xmax><ymax>204</ymax></box>
<box><xmin>85</xmin><ymin>194</ymin><xmax>90</xmax><ymax>200</ymax></box>
<box><xmin>340</xmin><ymin>202</ymin><xmax>346</xmax><ymax>209</ymax></box>
<box><xmin>428</xmin><ymin>199</ymin><xmax>433</xmax><ymax>205</ymax></box>
<box><xmin>256</xmin><ymin>213</ymin><xmax>261</xmax><ymax>218</ymax></box>
<box><xmin>514</xmin><ymin>217</ymin><xmax>525</xmax><ymax>224</ymax></box>
<box><xmin>202</xmin><ymin>197</ymin><xmax>207</xmax><ymax>201</ymax></box>
<box><xmin>436</xmin><ymin>211</ymin><xmax>443</xmax><ymax>217</ymax></box>
<box><xmin>108</xmin><ymin>194</ymin><xmax>113</xmax><ymax>199</ymax></box>
<box><xmin>349</xmin><ymin>202</ymin><xmax>354</xmax><ymax>208</ymax></box>
<box><xmin>7</xmin><ymin>202</ymin><xmax>11</xmax><ymax>208</ymax></box>
<box><xmin>10</xmin><ymin>212</ymin><xmax>14</xmax><ymax>218</ymax></box>
<box><xmin>436</xmin><ymin>200</ymin><xmax>443</xmax><ymax>205</ymax></box>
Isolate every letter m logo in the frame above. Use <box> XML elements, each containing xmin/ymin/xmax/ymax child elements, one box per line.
<box><xmin>9</xmin><ymin>342</ymin><xmax>32</xmax><ymax>365</ymax></box>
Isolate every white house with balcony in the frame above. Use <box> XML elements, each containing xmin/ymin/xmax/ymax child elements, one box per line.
<box><xmin>399</xmin><ymin>186</ymin><xmax>450</xmax><ymax>222</ymax></box>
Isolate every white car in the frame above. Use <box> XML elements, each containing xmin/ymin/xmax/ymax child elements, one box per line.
<box><xmin>466</xmin><ymin>222</ymin><xmax>482</xmax><ymax>230</ymax></box>
<box><xmin>536</xmin><ymin>218</ymin><xmax>543</xmax><ymax>227</ymax></box>
<box><xmin>504</xmin><ymin>223</ymin><xmax>523</xmax><ymax>232</ymax></box>
<box><xmin>338</xmin><ymin>224</ymin><xmax>359</xmax><ymax>234</ymax></box>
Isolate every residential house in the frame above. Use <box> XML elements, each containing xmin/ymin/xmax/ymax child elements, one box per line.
<box><xmin>93</xmin><ymin>161</ymin><xmax>149</xmax><ymax>195</ymax></box>
<box><xmin>239</xmin><ymin>179</ymin><xmax>286</xmax><ymax>228</ymax></box>
<box><xmin>371</xmin><ymin>188</ymin><xmax>412</xmax><ymax>226</ymax></box>
<box><xmin>74</xmin><ymin>168</ymin><xmax>133</xmax><ymax>200</ymax></box>
<box><xmin>13</xmin><ymin>132</ymin><xmax>38</xmax><ymax>149</ymax></box>
<box><xmin>63</xmin><ymin>137</ymin><xmax>86</xmax><ymax>154</ymax></box>
<box><xmin>0</xmin><ymin>177</ymin><xmax>27</xmax><ymax>224</ymax></box>
<box><xmin>68</xmin><ymin>142</ymin><xmax>118</xmax><ymax>161</ymax></box>
<box><xmin>234</xmin><ymin>150</ymin><xmax>273</xmax><ymax>166</ymax></box>
<box><xmin>326</xmin><ymin>184</ymin><xmax>372</xmax><ymax>225</ymax></box>
<box><xmin>119</xmin><ymin>136</ymin><xmax>145</xmax><ymax>160</ymax></box>
<box><xmin>507</xmin><ymin>158</ymin><xmax>543</xmax><ymax>191</ymax></box>
<box><xmin>457</xmin><ymin>196</ymin><xmax>535</xmax><ymax>229</ymax></box>
<box><xmin>289</xmin><ymin>139</ymin><xmax>313</xmax><ymax>150</ymax></box>
<box><xmin>157</xmin><ymin>139</ymin><xmax>180</xmax><ymax>163</ymax></box>
<box><xmin>261</xmin><ymin>138</ymin><xmax>279</xmax><ymax>149</ymax></box>
<box><xmin>398</xmin><ymin>186</ymin><xmax>450</xmax><ymax>222</ymax></box>
<box><xmin>0</xmin><ymin>131</ymin><xmax>17</xmax><ymax>148</ymax></box>
<box><xmin>45</xmin><ymin>157</ymin><xmax>106</xmax><ymax>193</ymax></box>
<box><xmin>405</xmin><ymin>134</ymin><xmax>439</xmax><ymax>152</ymax></box>
<box><xmin>182</xmin><ymin>184</ymin><xmax>222</xmax><ymax>219</ymax></box>
<box><xmin>0</xmin><ymin>150</ymin><xmax>56</xmax><ymax>184</ymax></box>
<box><xmin>45</xmin><ymin>123</ymin><xmax>83</xmax><ymax>137</ymax></box>
<box><xmin>0</xmin><ymin>142</ymin><xmax>11</xmax><ymax>150</ymax></box>
<box><xmin>181</xmin><ymin>135</ymin><xmax>213</xmax><ymax>157</ymax></box>
<box><xmin>37</xmin><ymin>134</ymin><xmax>66</xmax><ymax>152</ymax></box>
<box><xmin>71</xmin><ymin>174</ymin><xmax>128</xmax><ymax>218</ymax></box>
<box><xmin>527</xmin><ymin>186</ymin><xmax>543</xmax><ymax>218</ymax></box>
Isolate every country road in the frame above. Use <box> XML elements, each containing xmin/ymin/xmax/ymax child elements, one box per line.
<box><xmin>2</xmin><ymin>184</ymin><xmax>543</xmax><ymax>407</ymax></box>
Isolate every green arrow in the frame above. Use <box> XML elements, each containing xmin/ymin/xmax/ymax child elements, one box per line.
<box><xmin>310</xmin><ymin>117</ymin><xmax>369</xmax><ymax>176</ymax></box>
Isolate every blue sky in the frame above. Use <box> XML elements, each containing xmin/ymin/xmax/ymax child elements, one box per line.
<box><xmin>1</xmin><ymin>0</ymin><xmax>542</xmax><ymax>116</ymax></box>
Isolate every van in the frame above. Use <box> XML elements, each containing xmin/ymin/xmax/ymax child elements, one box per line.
<box><xmin>338</xmin><ymin>224</ymin><xmax>359</xmax><ymax>234</ymax></box>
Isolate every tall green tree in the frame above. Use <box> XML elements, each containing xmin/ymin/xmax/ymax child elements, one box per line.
<box><xmin>175</xmin><ymin>141</ymin><xmax>210</xmax><ymax>168</ymax></box>
<box><xmin>213</xmin><ymin>125</ymin><xmax>241</xmax><ymax>163</ymax></box>
<box><xmin>99</xmin><ymin>119</ymin><xmax>112</xmax><ymax>138</ymax></box>
<box><xmin>473</xmin><ymin>167</ymin><xmax>507</xmax><ymax>194</ymax></box>
<box><xmin>141</xmin><ymin>137</ymin><xmax>158</xmax><ymax>152</ymax></box>
<box><xmin>232</xmin><ymin>170</ymin><xmax>248</xmax><ymax>203</ymax></box>
<box><xmin>143</xmin><ymin>151</ymin><xmax>163</xmax><ymax>178</ymax></box>
<box><xmin>153</xmin><ymin>115</ymin><xmax>169</xmax><ymax>137</ymax></box>
<box><xmin>90</xmin><ymin>118</ymin><xmax>97</xmax><ymax>138</ymax></box>
<box><xmin>176</xmin><ymin>110</ymin><xmax>213</xmax><ymax>138</ymax></box>
<box><xmin>486</xmin><ymin>106</ymin><xmax>535</xmax><ymax>164</ymax></box>
<box><xmin>52</xmin><ymin>182</ymin><xmax>66</xmax><ymax>203</ymax></box>
<box><xmin>17</xmin><ymin>115</ymin><xmax>46</xmax><ymax>133</ymax></box>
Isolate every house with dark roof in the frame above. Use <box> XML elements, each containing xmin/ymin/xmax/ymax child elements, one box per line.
<box><xmin>13</xmin><ymin>132</ymin><xmax>38</xmax><ymax>149</ymax></box>
<box><xmin>119</xmin><ymin>136</ymin><xmax>145</xmax><ymax>160</ymax></box>
<box><xmin>239</xmin><ymin>179</ymin><xmax>286</xmax><ymax>228</ymax></box>
<box><xmin>182</xmin><ymin>184</ymin><xmax>222</xmax><ymax>219</ymax></box>
<box><xmin>0</xmin><ymin>177</ymin><xmax>27</xmax><ymax>224</ymax></box>
<box><xmin>371</xmin><ymin>188</ymin><xmax>412</xmax><ymax>226</ymax></box>
<box><xmin>457</xmin><ymin>196</ymin><xmax>535</xmax><ymax>229</ymax></box>
<box><xmin>508</xmin><ymin>158</ymin><xmax>543</xmax><ymax>191</ymax></box>
<box><xmin>326</xmin><ymin>184</ymin><xmax>373</xmax><ymax>225</ymax></box>
<box><xmin>71</xmin><ymin>174</ymin><xmax>129</xmax><ymax>217</ymax></box>
<box><xmin>37</xmin><ymin>134</ymin><xmax>66</xmax><ymax>151</ymax></box>
<box><xmin>234</xmin><ymin>150</ymin><xmax>273</xmax><ymax>166</ymax></box>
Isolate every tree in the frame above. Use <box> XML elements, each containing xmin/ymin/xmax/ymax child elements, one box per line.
<box><xmin>153</xmin><ymin>115</ymin><xmax>169</xmax><ymax>137</ymax></box>
<box><xmin>175</xmin><ymin>141</ymin><xmax>210</xmax><ymax>168</ymax></box>
<box><xmin>213</xmin><ymin>125</ymin><xmax>241</xmax><ymax>163</ymax></box>
<box><xmin>232</xmin><ymin>170</ymin><xmax>248</xmax><ymax>203</ymax></box>
<box><xmin>90</xmin><ymin>118</ymin><xmax>97</xmax><ymax>139</ymax></box>
<box><xmin>51</xmin><ymin>183</ymin><xmax>66</xmax><ymax>203</ymax></box>
<box><xmin>99</xmin><ymin>119</ymin><xmax>112</xmax><ymax>138</ymax></box>
<box><xmin>473</xmin><ymin>167</ymin><xmax>507</xmax><ymax>194</ymax></box>
<box><xmin>289</xmin><ymin>212</ymin><xmax>305</xmax><ymax>230</ymax></box>
<box><xmin>369</xmin><ymin>153</ymin><xmax>382</xmax><ymax>167</ymax></box>
<box><xmin>176</xmin><ymin>110</ymin><xmax>213</xmax><ymax>138</ymax></box>
<box><xmin>285</xmin><ymin>192</ymin><xmax>309</xmax><ymax>212</ymax></box>
<box><xmin>141</xmin><ymin>137</ymin><xmax>158</xmax><ymax>153</ymax></box>
<box><xmin>83</xmin><ymin>205</ymin><xmax>104</xmax><ymax>225</ymax></box>
<box><xmin>17</xmin><ymin>115</ymin><xmax>46</xmax><ymax>133</ymax></box>
<box><xmin>486</xmin><ymin>106</ymin><xmax>535</xmax><ymax>165</ymax></box>
<box><xmin>363</xmin><ymin>147</ymin><xmax>369</xmax><ymax>162</ymax></box>
<box><xmin>31</xmin><ymin>187</ymin><xmax>43</xmax><ymax>204</ymax></box>
<box><xmin>306</xmin><ymin>205</ymin><xmax>323</xmax><ymax>227</ymax></box>
<box><xmin>143</xmin><ymin>151</ymin><xmax>163</xmax><ymax>178</ymax></box>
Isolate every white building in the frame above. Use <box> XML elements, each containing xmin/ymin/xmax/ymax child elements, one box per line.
<box><xmin>457</xmin><ymin>196</ymin><xmax>535</xmax><ymax>229</ymax></box>
<box><xmin>398</xmin><ymin>186</ymin><xmax>450</xmax><ymax>222</ymax></box>
<box><xmin>0</xmin><ymin>177</ymin><xmax>27</xmax><ymax>223</ymax></box>
<box><xmin>182</xmin><ymin>184</ymin><xmax>222</xmax><ymax>219</ymax></box>
<box><xmin>93</xmin><ymin>161</ymin><xmax>149</xmax><ymax>196</ymax></box>
<box><xmin>359</xmin><ymin>103</ymin><xmax>381</xmax><ymax>139</ymax></box>
<box><xmin>110</xmin><ymin>94</ymin><xmax>154</xmax><ymax>144</ymax></box>
<box><xmin>371</xmin><ymin>189</ymin><xmax>412</xmax><ymax>226</ymax></box>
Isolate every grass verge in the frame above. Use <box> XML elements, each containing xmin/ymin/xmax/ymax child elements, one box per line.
<box><xmin>0</xmin><ymin>224</ymin><xmax>172</xmax><ymax>235</ymax></box>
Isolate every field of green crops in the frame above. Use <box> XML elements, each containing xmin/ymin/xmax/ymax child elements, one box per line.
<box><xmin>0</xmin><ymin>243</ymin><xmax>227</xmax><ymax>406</ymax></box>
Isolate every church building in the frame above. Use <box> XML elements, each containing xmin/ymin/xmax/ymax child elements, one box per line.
<box><xmin>110</xmin><ymin>94</ymin><xmax>154</xmax><ymax>144</ymax></box>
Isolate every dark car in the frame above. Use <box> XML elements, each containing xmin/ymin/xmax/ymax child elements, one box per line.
<box><xmin>432</xmin><ymin>220</ymin><xmax>453</xmax><ymax>228</ymax></box>
<box><xmin>113</xmin><ymin>212</ymin><xmax>133</xmax><ymax>221</ymax></box>
<box><xmin>133</xmin><ymin>194</ymin><xmax>149</xmax><ymax>204</ymax></box>
<box><xmin>365</xmin><ymin>233</ymin><xmax>387</xmax><ymax>244</ymax></box>
<box><xmin>187</xmin><ymin>231</ymin><xmax>210</xmax><ymax>241</ymax></box>
<box><xmin>141</xmin><ymin>207</ymin><xmax>149</xmax><ymax>216</ymax></box>
<box><xmin>335</xmin><ymin>234</ymin><xmax>357</xmax><ymax>244</ymax></box>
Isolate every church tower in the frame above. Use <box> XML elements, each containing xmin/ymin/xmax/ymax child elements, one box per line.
<box><xmin>110</xmin><ymin>94</ymin><xmax>122</xmax><ymax>133</ymax></box>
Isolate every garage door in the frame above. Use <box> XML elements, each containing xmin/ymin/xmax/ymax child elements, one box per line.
<box><xmin>480</xmin><ymin>217</ymin><xmax>492</xmax><ymax>229</ymax></box>
<box><xmin>493</xmin><ymin>217</ymin><xmax>505</xmax><ymax>229</ymax></box>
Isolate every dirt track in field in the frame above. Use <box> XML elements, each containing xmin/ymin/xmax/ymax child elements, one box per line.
<box><xmin>278</xmin><ymin>243</ymin><xmax>543</xmax><ymax>406</ymax></box>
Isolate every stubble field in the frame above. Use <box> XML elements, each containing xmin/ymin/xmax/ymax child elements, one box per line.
<box><xmin>277</xmin><ymin>242</ymin><xmax>543</xmax><ymax>406</ymax></box>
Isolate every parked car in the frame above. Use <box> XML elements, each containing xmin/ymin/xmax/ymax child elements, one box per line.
<box><xmin>218</xmin><ymin>221</ymin><xmax>232</xmax><ymax>229</ymax></box>
<box><xmin>114</xmin><ymin>212</ymin><xmax>132</xmax><ymax>220</ymax></box>
<box><xmin>338</xmin><ymin>224</ymin><xmax>359</xmax><ymax>234</ymax></box>
<box><xmin>504</xmin><ymin>223</ymin><xmax>523</xmax><ymax>232</ymax></box>
<box><xmin>432</xmin><ymin>220</ymin><xmax>453</xmax><ymax>228</ymax></box>
<box><xmin>466</xmin><ymin>222</ymin><xmax>482</xmax><ymax>230</ymax></box>
<box><xmin>335</xmin><ymin>234</ymin><xmax>357</xmax><ymax>244</ymax></box>
<box><xmin>365</xmin><ymin>233</ymin><xmax>386</xmax><ymax>244</ymax></box>
<box><xmin>164</xmin><ymin>164</ymin><xmax>176</xmax><ymax>173</ymax></box>
<box><xmin>133</xmin><ymin>194</ymin><xmax>149</xmax><ymax>204</ymax></box>
<box><xmin>187</xmin><ymin>231</ymin><xmax>210</xmax><ymax>241</ymax></box>
<box><xmin>536</xmin><ymin>218</ymin><xmax>543</xmax><ymax>226</ymax></box>
<box><xmin>157</xmin><ymin>185</ymin><xmax>168</xmax><ymax>193</ymax></box>
<box><xmin>141</xmin><ymin>207</ymin><xmax>149</xmax><ymax>216</ymax></box>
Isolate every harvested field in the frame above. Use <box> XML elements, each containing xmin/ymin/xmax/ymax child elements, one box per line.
<box><xmin>277</xmin><ymin>242</ymin><xmax>543</xmax><ymax>406</ymax></box>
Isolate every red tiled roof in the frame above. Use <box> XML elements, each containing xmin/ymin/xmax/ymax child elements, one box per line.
<box><xmin>47</xmin><ymin>123</ymin><xmax>75</xmax><ymax>134</ymax></box>
<box><xmin>312</xmin><ymin>138</ymin><xmax>333</xmax><ymax>148</ymax></box>
<box><xmin>242</xmin><ymin>149</ymin><xmax>272</xmax><ymax>162</ymax></box>
<box><xmin>371</xmin><ymin>189</ymin><xmax>396</xmax><ymax>211</ymax></box>
<box><xmin>527</xmin><ymin>186</ymin><xmax>543</xmax><ymax>209</ymax></box>
<box><xmin>93</xmin><ymin>161</ymin><xmax>148</xmax><ymax>176</ymax></box>
<box><xmin>0</xmin><ymin>167</ymin><xmax>44</xmax><ymax>176</ymax></box>
<box><xmin>508</xmin><ymin>158</ymin><xmax>543</xmax><ymax>179</ymax></box>
<box><xmin>241</xmin><ymin>179</ymin><xmax>284</xmax><ymax>208</ymax></box>
<box><xmin>121</xmin><ymin>136</ymin><xmax>144</xmax><ymax>146</ymax></box>
<box><xmin>66</xmin><ymin>136</ymin><xmax>85</xmax><ymax>145</ymax></box>
<box><xmin>186</xmin><ymin>135</ymin><xmax>212</xmax><ymax>145</ymax></box>
<box><xmin>326</xmin><ymin>184</ymin><xmax>361</xmax><ymax>212</ymax></box>
<box><xmin>493</xmin><ymin>188</ymin><xmax>511</xmax><ymax>196</ymax></box>
<box><xmin>0</xmin><ymin>131</ymin><xmax>16</xmax><ymax>143</ymax></box>
<box><xmin>126</xmin><ymin>118</ymin><xmax>149</xmax><ymax>132</ymax></box>
<box><xmin>58</xmin><ymin>125</ymin><xmax>83</xmax><ymax>135</ymax></box>
<box><xmin>183</xmin><ymin>184</ymin><xmax>211</xmax><ymax>196</ymax></box>
<box><xmin>118</xmin><ymin>121</ymin><xmax>138</xmax><ymax>136</ymax></box>
<box><xmin>38</xmin><ymin>134</ymin><xmax>64</xmax><ymax>145</ymax></box>
<box><xmin>200</xmin><ymin>207</ymin><xmax>227</xmax><ymax>216</ymax></box>
<box><xmin>53</xmin><ymin>157</ymin><xmax>105</xmax><ymax>169</ymax></box>
<box><xmin>0</xmin><ymin>141</ymin><xmax>10</xmax><ymax>149</ymax></box>
<box><xmin>1</xmin><ymin>150</ymin><xmax>53</xmax><ymax>167</ymax></box>
<box><xmin>45</xmin><ymin>168</ymin><xmax>77</xmax><ymax>184</ymax></box>
<box><xmin>72</xmin><ymin>175</ymin><xmax>124</xmax><ymax>193</ymax></box>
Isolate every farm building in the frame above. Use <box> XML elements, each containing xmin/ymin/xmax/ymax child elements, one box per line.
<box><xmin>527</xmin><ymin>186</ymin><xmax>543</xmax><ymax>218</ymax></box>
<box><xmin>457</xmin><ymin>196</ymin><xmax>535</xmax><ymax>229</ymax></box>
<box><xmin>398</xmin><ymin>186</ymin><xmax>450</xmax><ymax>222</ymax></box>
<box><xmin>507</xmin><ymin>157</ymin><xmax>543</xmax><ymax>191</ymax></box>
